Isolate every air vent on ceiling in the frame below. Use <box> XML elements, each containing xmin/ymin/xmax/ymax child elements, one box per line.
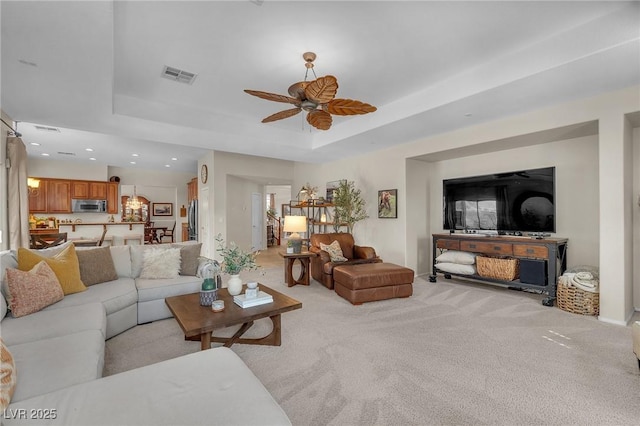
<box><xmin>161</xmin><ymin>66</ymin><xmax>197</xmax><ymax>85</ymax></box>
<box><xmin>34</xmin><ymin>125</ymin><xmax>60</xmax><ymax>132</ymax></box>
<box><xmin>57</xmin><ymin>152</ymin><xmax>76</xmax><ymax>156</ymax></box>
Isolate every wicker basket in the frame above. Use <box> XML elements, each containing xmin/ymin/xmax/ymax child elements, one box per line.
<box><xmin>556</xmin><ymin>277</ymin><xmax>599</xmax><ymax>316</ymax></box>
<box><xmin>476</xmin><ymin>256</ymin><xmax>519</xmax><ymax>281</ymax></box>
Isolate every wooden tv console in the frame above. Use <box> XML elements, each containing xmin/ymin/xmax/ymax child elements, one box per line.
<box><xmin>430</xmin><ymin>233</ymin><xmax>568</xmax><ymax>306</ymax></box>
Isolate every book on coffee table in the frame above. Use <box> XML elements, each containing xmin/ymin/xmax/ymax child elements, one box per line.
<box><xmin>233</xmin><ymin>291</ymin><xmax>274</xmax><ymax>308</ymax></box>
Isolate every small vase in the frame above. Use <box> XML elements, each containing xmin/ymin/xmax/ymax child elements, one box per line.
<box><xmin>227</xmin><ymin>274</ymin><xmax>243</xmax><ymax>296</ymax></box>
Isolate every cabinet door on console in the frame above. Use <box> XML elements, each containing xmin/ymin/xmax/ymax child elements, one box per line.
<box><xmin>513</xmin><ymin>244</ymin><xmax>548</xmax><ymax>259</ymax></box>
<box><xmin>460</xmin><ymin>241</ymin><xmax>513</xmax><ymax>255</ymax></box>
<box><xmin>436</xmin><ymin>239</ymin><xmax>460</xmax><ymax>250</ymax></box>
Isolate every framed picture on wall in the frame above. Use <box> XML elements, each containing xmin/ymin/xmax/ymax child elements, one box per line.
<box><xmin>282</xmin><ymin>203</ymin><xmax>291</xmax><ymax>218</ymax></box>
<box><xmin>152</xmin><ymin>203</ymin><xmax>173</xmax><ymax>216</ymax></box>
<box><xmin>378</xmin><ymin>189</ymin><xmax>397</xmax><ymax>219</ymax></box>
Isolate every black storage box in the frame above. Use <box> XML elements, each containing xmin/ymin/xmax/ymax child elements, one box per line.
<box><xmin>519</xmin><ymin>258</ymin><xmax>547</xmax><ymax>286</ymax></box>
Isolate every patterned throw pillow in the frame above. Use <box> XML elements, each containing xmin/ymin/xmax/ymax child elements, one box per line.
<box><xmin>320</xmin><ymin>240</ymin><xmax>348</xmax><ymax>262</ymax></box>
<box><xmin>6</xmin><ymin>261</ymin><xmax>64</xmax><ymax>317</ymax></box>
<box><xmin>0</xmin><ymin>338</ymin><xmax>16</xmax><ymax>411</ymax></box>
<box><xmin>139</xmin><ymin>247</ymin><xmax>181</xmax><ymax>279</ymax></box>
<box><xmin>17</xmin><ymin>244</ymin><xmax>86</xmax><ymax>295</ymax></box>
<box><xmin>75</xmin><ymin>246</ymin><xmax>119</xmax><ymax>286</ymax></box>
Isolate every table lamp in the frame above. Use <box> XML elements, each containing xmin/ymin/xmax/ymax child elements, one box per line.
<box><xmin>283</xmin><ymin>215</ymin><xmax>307</xmax><ymax>254</ymax></box>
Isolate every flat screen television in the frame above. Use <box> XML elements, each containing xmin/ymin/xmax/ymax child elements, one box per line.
<box><xmin>443</xmin><ymin>167</ymin><xmax>555</xmax><ymax>233</ymax></box>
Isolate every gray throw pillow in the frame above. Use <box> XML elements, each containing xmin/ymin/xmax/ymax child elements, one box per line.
<box><xmin>172</xmin><ymin>243</ymin><xmax>202</xmax><ymax>276</ymax></box>
<box><xmin>75</xmin><ymin>246</ymin><xmax>119</xmax><ymax>286</ymax></box>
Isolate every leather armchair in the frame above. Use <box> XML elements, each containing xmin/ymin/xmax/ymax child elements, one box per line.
<box><xmin>309</xmin><ymin>233</ymin><xmax>381</xmax><ymax>289</ymax></box>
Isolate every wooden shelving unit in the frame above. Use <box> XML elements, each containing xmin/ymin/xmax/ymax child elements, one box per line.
<box><xmin>289</xmin><ymin>200</ymin><xmax>347</xmax><ymax>235</ymax></box>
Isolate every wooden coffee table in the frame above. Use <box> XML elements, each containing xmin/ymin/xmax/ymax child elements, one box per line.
<box><xmin>165</xmin><ymin>284</ymin><xmax>302</xmax><ymax>350</ymax></box>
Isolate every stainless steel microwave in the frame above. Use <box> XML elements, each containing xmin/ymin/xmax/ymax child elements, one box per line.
<box><xmin>71</xmin><ymin>199</ymin><xmax>107</xmax><ymax>213</ymax></box>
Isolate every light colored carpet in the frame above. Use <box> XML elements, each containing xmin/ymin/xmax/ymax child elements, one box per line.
<box><xmin>104</xmin><ymin>267</ymin><xmax>640</xmax><ymax>425</ymax></box>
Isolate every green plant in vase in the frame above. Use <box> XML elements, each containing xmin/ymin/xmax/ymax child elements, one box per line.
<box><xmin>215</xmin><ymin>234</ymin><xmax>260</xmax><ymax>296</ymax></box>
<box><xmin>215</xmin><ymin>234</ymin><xmax>259</xmax><ymax>274</ymax></box>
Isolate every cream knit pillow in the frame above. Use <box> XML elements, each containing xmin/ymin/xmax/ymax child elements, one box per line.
<box><xmin>320</xmin><ymin>240</ymin><xmax>348</xmax><ymax>262</ymax></box>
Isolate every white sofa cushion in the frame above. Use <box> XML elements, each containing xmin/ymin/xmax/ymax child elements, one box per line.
<box><xmin>8</xmin><ymin>330</ymin><xmax>105</xmax><ymax>403</ymax></box>
<box><xmin>42</xmin><ymin>278</ymin><xmax>137</xmax><ymax>316</ymax></box>
<box><xmin>4</xmin><ymin>347</ymin><xmax>291</xmax><ymax>425</ymax></box>
<box><xmin>1</xmin><ymin>303</ymin><xmax>106</xmax><ymax>346</ymax></box>
<box><xmin>109</xmin><ymin>246</ymin><xmax>132</xmax><ymax>278</ymax></box>
<box><xmin>136</xmin><ymin>275</ymin><xmax>201</xmax><ymax>303</ymax></box>
<box><xmin>1</xmin><ymin>291</ymin><xmax>7</xmax><ymax>320</ymax></box>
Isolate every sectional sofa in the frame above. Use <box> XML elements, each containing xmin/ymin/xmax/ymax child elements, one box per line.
<box><xmin>0</xmin><ymin>242</ymin><xmax>291</xmax><ymax>425</ymax></box>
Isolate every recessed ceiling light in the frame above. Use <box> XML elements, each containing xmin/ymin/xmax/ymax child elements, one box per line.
<box><xmin>132</xmin><ymin>153</ymin><xmax>139</xmax><ymax>157</ymax></box>
<box><xmin>171</xmin><ymin>157</ymin><xmax>178</xmax><ymax>161</ymax></box>
<box><xmin>30</xmin><ymin>142</ymin><xmax>40</xmax><ymax>146</ymax></box>
<box><xmin>86</xmin><ymin>148</ymin><xmax>93</xmax><ymax>152</ymax></box>
<box><xmin>41</xmin><ymin>153</ymin><xmax>49</xmax><ymax>156</ymax></box>
<box><xmin>130</xmin><ymin>161</ymin><xmax>136</xmax><ymax>165</ymax></box>
<box><xmin>165</xmin><ymin>164</ymin><xmax>171</xmax><ymax>168</ymax></box>
<box><xmin>89</xmin><ymin>157</ymin><xmax>96</xmax><ymax>161</ymax></box>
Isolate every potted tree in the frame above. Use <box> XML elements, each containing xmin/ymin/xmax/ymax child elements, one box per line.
<box><xmin>332</xmin><ymin>180</ymin><xmax>369</xmax><ymax>233</ymax></box>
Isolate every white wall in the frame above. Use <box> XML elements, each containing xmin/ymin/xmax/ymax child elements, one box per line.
<box><xmin>633</xmin><ymin>127</ymin><xmax>640</xmax><ymax>310</ymax></box>
<box><xmin>205</xmin><ymin>151</ymin><xmax>294</xmax><ymax>261</ymax></box>
<box><xmin>226</xmin><ymin>175</ymin><xmax>262</xmax><ymax>250</ymax></box>
<box><xmin>29</xmin><ymin>157</ymin><xmax>108</xmax><ymax>181</ymax></box>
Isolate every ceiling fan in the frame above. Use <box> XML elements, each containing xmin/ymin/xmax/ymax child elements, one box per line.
<box><xmin>244</xmin><ymin>52</ymin><xmax>377</xmax><ymax>130</ymax></box>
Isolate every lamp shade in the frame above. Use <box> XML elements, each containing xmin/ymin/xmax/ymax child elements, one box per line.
<box><xmin>283</xmin><ymin>216</ymin><xmax>307</xmax><ymax>234</ymax></box>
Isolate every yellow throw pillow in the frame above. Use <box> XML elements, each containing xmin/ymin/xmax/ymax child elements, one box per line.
<box><xmin>0</xmin><ymin>338</ymin><xmax>16</xmax><ymax>411</ymax></box>
<box><xmin>18</xmin><ymin>244</ymin><xmax>87</xmax><ymax>295</ymax></box>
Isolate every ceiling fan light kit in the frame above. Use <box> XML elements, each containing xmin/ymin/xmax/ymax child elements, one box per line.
<box><xmin>244</xmin><ymin>52</ymin><xmax>376</xmax><ymax>130</ymax></box>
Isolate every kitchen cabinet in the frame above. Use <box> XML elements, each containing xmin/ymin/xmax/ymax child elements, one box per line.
<box><xmin>28</xmin><ymin>177</ymin><xmax>118</xmax><ymax>213</ymax></box>
<box><xmin>28</xmin><ymin>182</ymin><xmax>48</xmax><ymax>213</ymax></box>
<box><xmin>90</xmin><ymin>182</ymin><xmax>107</xmax><ymax>199</ymax></box>
<box><xmin>71</xmin><ymin>181</ymin><xmax>89</xmax><ymax>199</ymax></box>
<box><xmin>107</xmin><ymin>182</ymin><xmax>119</xmax><ymax>214</ymax></box>
<box><xmin>47</xmin><ymin>180</ymin><xmax>72</xmax><ymax>213</ymax></box>
<box><xmin>72</xmin><ymin>181</ymin><xmax>107</xmax><ymax>200</ymax></box>
<box><xmin>187</xmin><ymin>178</ymin><xmax>198</xmax><ymax>201</ymax></box>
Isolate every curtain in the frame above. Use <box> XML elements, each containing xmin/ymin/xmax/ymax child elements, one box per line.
<box><xmin>7</xmin><ymin>137</ymin><xmax>29</xmax><ymax>248</ymax></box>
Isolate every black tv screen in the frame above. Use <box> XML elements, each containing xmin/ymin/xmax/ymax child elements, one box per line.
<box><xmin>443</xmin><ymin>167</ymin><xmax>555</xmax><ymax>233</ymax></box>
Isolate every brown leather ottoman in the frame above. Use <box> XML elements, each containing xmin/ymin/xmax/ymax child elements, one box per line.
<box><xmin>333</xmin><ymin>263</ymin><xmax>414</xmax><ymax>305</ymax></box>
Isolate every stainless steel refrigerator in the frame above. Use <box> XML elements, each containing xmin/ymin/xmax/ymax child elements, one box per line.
<box><xmin>188</xmin><ymin>200</ymin><xmax>198</xmax><ymax>240</ymax></box>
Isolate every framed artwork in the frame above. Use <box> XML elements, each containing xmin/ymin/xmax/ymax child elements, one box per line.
<box><xmin>282</xmin><ymin>203</ymin><xmax>291</xmax><ymax>218</ymax></box>
<box><xmin>378</xmin><ymin>189</ymin><xmax>397</xmax><ymax>219</ymax></box>
<box><xmin>152</xmin><ymin>202</ymin><xmax>173</xmax><ymax>216</ymax></box>
<box><xmin>326</xmin><ymin>180</ymin><xmax>346</xmax><ymax>203</ymax></box>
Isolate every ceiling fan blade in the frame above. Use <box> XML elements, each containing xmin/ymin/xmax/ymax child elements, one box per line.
<box><xmin>262</xmin><ymin>107</ymin><xmax>302</xmax><ymax>123</ymax></box>
<box><xmin>307</xmin><ymin>110</ymin><xmax>332</xmax><ymax>130</ymax></box>
<box><xmin>326</xmin><ymin>98</ymin><xmax>377</xmax><ymax>115</ymax></box>
<box><xmin>244</xmin><ymin>90</ymin><xmax>300</xmax><ymax>105</ymax></box>
<box><xmin>304</xmin><ymin>75</ymin><xmax>338</xmax><ymax>104</ymax></box>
